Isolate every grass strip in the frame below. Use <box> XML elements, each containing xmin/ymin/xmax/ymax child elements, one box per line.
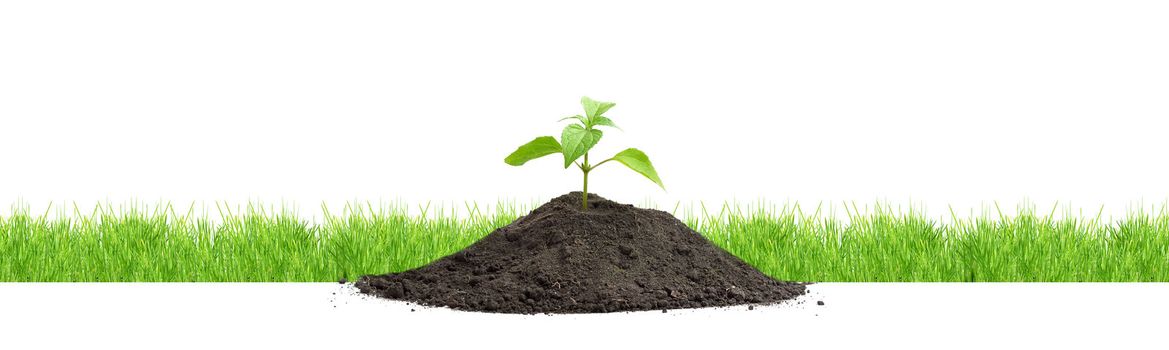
<box><xmin>1</xmin><ymin>201</ymin><xmax>1166</xmax><ymax>282</ymax></box>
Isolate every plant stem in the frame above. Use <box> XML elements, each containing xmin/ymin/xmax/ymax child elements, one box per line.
<box><xmin>582</xmin><ymin>152</ymin><xmax>589</xmax><ymax>210</ymax></box>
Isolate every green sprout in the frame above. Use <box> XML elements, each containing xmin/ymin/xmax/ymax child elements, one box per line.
<box><xmin>505</xmin><ymin>96</ymin><xmax>664</xmax><ymax>210</ymax></box>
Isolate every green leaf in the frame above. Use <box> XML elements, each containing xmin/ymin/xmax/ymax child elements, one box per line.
<box><xmin>504</xmin><ymin>136</ymin><xmax>562</xmax><ymax>166</ymax></box>
<box><xmin>580</xmin><ymin>96</ymin><xmax>616</xmax><ymax>120</ymax></box>
<box><xmin>560</xmin><ymin>124</ymin><xmax>602</xmax><ymax>168</ymax></box>
<box><xmin>610</xmin><ymin>148</ymin><xmax>664</xmax><ymax>189</ymax></box>
<box><xmin>592</xmin><ymin>116</ymin><xmax>620</xmax><ymax>130</ymax></box>
<box><xmin>557</xmin><ymin>115</ymin><xmax>587</xmax><ymax>126</ymax></box>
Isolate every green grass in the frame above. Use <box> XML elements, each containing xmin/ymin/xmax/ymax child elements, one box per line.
<box><xmin>1</xmin><ymin>201</ymin><xmax>1166</xmax><ymax>282</ymax></box>
<box><xmin>693</xmin><ymin>202</ymin><xmax>1169</xmax><ymax>282</ymax></box>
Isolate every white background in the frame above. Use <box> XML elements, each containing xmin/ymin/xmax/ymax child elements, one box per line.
<box><xmin>1</xmin><ymin>283</ymin><xmax>1167</xmax><ymax>349</ymax></box>
<box><xmin>3</xmin><ymin>0</ymin><xmax>1169</xmax><ymax>219</ymax></box>
<box><xmin>2</xmin><ymin>1</ymin><xmax>1169</xmax><ymax>349</ymax></box>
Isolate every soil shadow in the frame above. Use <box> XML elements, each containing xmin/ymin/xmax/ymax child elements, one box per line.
<box><xmin>356</xmin><ymin>192</ymin><xmax>806</xmax><ymax>314</ymax></box>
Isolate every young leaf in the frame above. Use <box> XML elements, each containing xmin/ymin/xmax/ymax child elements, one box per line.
<box><xmin>592</xmin><ymin>116</ymin><xmax>620</xmax><ymax>130</ymax></box>
<box><xmin>504</xmin><ymin>136</ymin><xmax>562</xmax><ymax>166</ymax></box>
<box><xmin>560</xmin><ymin>124</ymin><xmax>602</xmax><ymax>168</ymax></box>
<box><xmin>610</xmin><ymin>148</ymin><xmax>664</xmax><ymax>189</ymax></box>
<box><xmin>580</xmin><ymin>96</ymin><xmax>616</xmax><ymax>120</ymax></box>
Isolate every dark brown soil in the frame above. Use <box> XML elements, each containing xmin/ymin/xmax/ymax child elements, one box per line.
<box><xmin>356</xmin><ymin>192</ymin><xmax>807</xmax><ymax>313</ymax></box>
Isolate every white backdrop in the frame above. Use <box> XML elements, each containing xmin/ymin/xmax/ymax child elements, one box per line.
<box><xmin>3</xmin><ymin>2</ymin><xmax>1169</xmax><ymax>349</ymax></box>
<box><xmin>3</xmin><ymin>1</ymin><xmax>1169</xmax><ymax>219</ymax></box>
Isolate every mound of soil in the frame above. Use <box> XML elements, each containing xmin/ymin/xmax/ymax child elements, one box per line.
<box><xmin>356</xmin><ymin>192</ymin><xmax>806</xmax><ymax>313</ymax></box>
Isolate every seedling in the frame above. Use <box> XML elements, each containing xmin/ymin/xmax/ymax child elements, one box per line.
<box><xmin>505</xmin><ymin>96</ymin><xmax>664</xmax><ymax>210</ymax></box>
